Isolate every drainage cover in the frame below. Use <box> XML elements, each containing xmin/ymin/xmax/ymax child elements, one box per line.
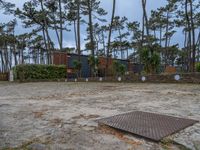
<box><xmin>97</xmin><ymin>111</ymin><xmax>198</xmax><ymax>141</ymax></box>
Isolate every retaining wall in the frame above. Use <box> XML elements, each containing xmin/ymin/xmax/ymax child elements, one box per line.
<box><xmin>13</xmin><ymin>73</ymin><xmax>200</xmax><ymax>84</ymax></box>
<box><xmin>66</xmin><ymin>73</ymin><xmax>200</xmax><ymax>84</ymax></box>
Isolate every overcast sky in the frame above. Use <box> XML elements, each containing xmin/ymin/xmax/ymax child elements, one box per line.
<box><xmin>0</xmin><ymin>0</ymin><xmax>184</xmax><ymax>49</ymax></box>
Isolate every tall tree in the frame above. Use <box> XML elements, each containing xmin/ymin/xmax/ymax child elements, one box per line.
<box><xmin>76</xmin><ymin>0</ymin><xmax>81</xmax><ymax>60</ymax></box>
<box><xmin>15</xmin><ymin>0</ymin><xmax>54</xmax><ymax>64</ymax></box>
<box><xmin>142</xmin><ymin>0</ymin><xmax>150</xmax><ymax>42</ymax></box>
<box><xmin>66</xmin><ymin>0</ymin><xmax>82</xmax><ymax>60</ymax></box>
<box><xmin>82</xmin><ymin>0</ymin><xmax>107</xmax><ymax>56</ymax></box>
<box><xmin>107</xmin><ymin>0</ymin><xmax>116</xmax><ymax>56</ymax></box>
<box><xmin>188</xmin><ymin>0</ymin><xmax>196</xmax><ymax>71</ymax></box>
<box><xmin>106</xmin><ymin>0</ymin><xmax>116</xmax><ymax>73</ymax></box>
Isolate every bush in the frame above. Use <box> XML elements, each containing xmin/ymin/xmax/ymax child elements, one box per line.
<box><xmin>140</xmin><ymin>47</ymin><xmax>161</xmax><ymax>74</ymax></box>
<box><xmin>88</xmin><ymin>55</ymin><xmax>99</xmax><ymax>77</ymax></box>
<box><xmin>13</xmin><ymin>64</ymin><xmax>67</xmax><ymax>81</ymax></box>
<box><xmin>196</xmin><ymin>63</ymin><xmax>200</xmax><ymax>72</ymax></box>
<box><xmin>73</xmin><ymin>60</ymin><xmax>82</xmax><ymax>78</ymax></box>
<box><xmin>113</xmin><ymin>60</ymin><xmax>127</xmax><ymax>76</ymax></box>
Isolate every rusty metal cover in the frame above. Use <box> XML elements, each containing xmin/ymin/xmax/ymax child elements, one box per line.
<box><xmin>98</xmin><ymin>111</ymin><xmax>198</xmax><ymax>141</ymax></box>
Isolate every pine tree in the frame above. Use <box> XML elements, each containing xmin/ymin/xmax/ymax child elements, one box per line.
<box><xmin>82</xmin><ymin>0</ymin><xmax>107</xmax><ymax>56</ymax></box>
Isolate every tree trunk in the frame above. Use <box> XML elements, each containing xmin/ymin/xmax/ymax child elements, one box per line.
<box><xmin>185</xmin><ymin>0</ymin><xmax>192</xmax><ymax>72</ymax></box>
<box><xmin>9</xmin><ymin>46</ymin><xmax>12</xmax><ymax>70</ymax></box>
<box><xmin>106</xmin><ymin>0</ymin><xmax>116</xmax><ymax>75</ymax></box>
<box><xmin>142</xmin><ymin>0</ymin><xmax>153</xmax><ymax>58</ymax></box>
<box><xmin>58</xmin><ymin>0</ymin><xmax>63</xmax><ymax>51</ymax></box>
<box><xmin>142</xmin><ymin>0</ymin><xmax>150</xmax><ymax>40</ymax></box>
<box><xmin>0</xmin><ymin>50</ymin><xmax>5</xmax><ymax>72</ymax></box>
<box><xmin>77</xmin><ymin>0</ymin><xmax>81</xmax><ymax>61</ymax></box>
<box><xmin>189</xmin><ymin>0</ymin><xmax>196</xmax><ymax>72</ymax></box>
<box><xmin>184</xmin><ymin>30</ymin><xmax>187</xmax><ymax>48</ymax></box>
<box><xmin>196</xmin><ymin>31</ymin><xmax>200</xmax><ymax>62</ymax></box>
<box><xmin>141</xmin><ymin>0</ymin><xmax>147</xmax><ymax>47</ymax></box>
<box><xmin>40</xmin><ymin>49</ymin><xmax>44</xmax><ymax>64</ymax></box>
<box><xmin>4</xmin><ymin>42</ymin><xmax>9</xmax><ymax>72</ymax></box>
<box><xmin>160</xmin><ymin>26</ymin><xmax>162</xmax><ymax>46</ymax></box>
<box><xmin>42</xmin><ymin>27</ymin><xmax>48</xmax><ymax>52</ymax></box>
<box><xmin>52</xmin><ymin>13</ymin><xmax>61</xmax><ymax>48</ymax></box>
<box><xmin>118</xmin><ymin>29</ymin><xmax>123</xmax><ymax>59</ymax></box>
<box><xmin>165</xmin><ymin>11</ymin><xmax>169</xmax><ymax>65</ymax></box>
<box><xmin>101</xmin><ymin>30</ymin><xmax>106</xmax><ymax>55</ymax></box>
<box><xmin>40</xmin><ymin>0</ymin><xmax>52</xmax><ymax>64</ymax></box>
<box><xmin>165</xmin><ymin>11</ymin><xmax>169</xmax><ymax>48</ymax></box>
<box><xmin>87</xmin><ymin>0</ymin><xmax>95</xmax><ymax>56</ymax></box>
<box><xmin>13</xmin><ymin>44</ymin><xmax>17</xmax><ymax>66</ymax></box>
<box><xmin>73</xmin><ymin>20</ymin><xmax>78</xmax><ymax>53</ymax></box>
<box><xmin>141</xmin><ymin>15</ymin><xmax>145</xmax><ymax>46</ymax></box>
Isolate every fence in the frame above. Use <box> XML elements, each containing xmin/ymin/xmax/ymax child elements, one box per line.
<box><xmin>0</xmin><ymin>73</ymin><xmax>8</xmax><ymax>81</ymax></box>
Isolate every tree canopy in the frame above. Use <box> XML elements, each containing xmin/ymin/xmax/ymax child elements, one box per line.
<box><xmin>0</xmin><ymin>0</ymin><xmax>199</xmax><ymax>73</ymax></box>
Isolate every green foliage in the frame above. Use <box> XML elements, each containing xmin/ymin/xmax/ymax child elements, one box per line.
<box><xmin>13</xmin><ymin>64</ymin><xmax>66</xmax><ymax>81</ymax></box>
<box><xmin>196</xmin><ymin>63</ymin><xmax>200</xmax><ymax>72</ymax></box>
<box><xmin>88</xmin><ymin>55</ymin><xmax>99</xmax><ymax>77</ymax></box>
<box><xmin>140</xmin><ymin>47</ymin><xmax>161</xmax><ymax>74</ymax></box>
<box><xmin>73</xmin><ymin>60</ymin><xmax>82</xmax><ymax>78</ymax></box>
<box><xmin>88</xmin><ymin>55</ymin><xmax>99</xmax><ymax>68</ymax></box>
<box><xmin>73</xmin><ymin>60</ymin><xmax>82</xmax><ymax>71</ymax></box>
<box><xmin>113</xmin><ymin>60</ymin><xmax>127</xmax><ymax>76</ymax></box>
<box><xmin>119</xmin><ymin>64</ymin><xmax>126</xmax><ymax>76</ymax></box>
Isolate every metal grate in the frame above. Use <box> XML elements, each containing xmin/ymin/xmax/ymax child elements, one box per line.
<box><xmin>97</xmin><ymin>111</ymin><xmax>198</xmax><ymax>141</ymax></box>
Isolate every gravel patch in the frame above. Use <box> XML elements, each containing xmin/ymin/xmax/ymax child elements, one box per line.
<box><xmin>0</xmin><ymin>82</ymin><xmax>199</xmax><ymax>150</ymax></box>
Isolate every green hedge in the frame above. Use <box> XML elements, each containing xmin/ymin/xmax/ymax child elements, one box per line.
<box><xmin>196</xmin><ymin>63</ymin><xmax>200</xmax><ymax>72</ymax></box>
<box><xmin>13</xmin><ymin>64</ymin><xmax>67</xmax><ymax>81</ymax></box>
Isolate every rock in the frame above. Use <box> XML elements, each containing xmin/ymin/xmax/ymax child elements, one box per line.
<box><xmin>173</xmin><ymin>124</ymin><xmax>200</xmax><ymax>150</ymax></box>
<box><xmin>82</xmin><ymin>126</ymin><xmax>95</xmax><ymax>131</ymax></box>
<box><xmin>58</xmin><ymin>124</ymin><xmax>62</xmax><ymax>128</ymax></box>
<box><xmin>28</xmin><ymin>143</ymin><xmax>47</xmax><ymax>150</ymax></box>
<box><xmin>193</xmin><ymin>141</ymin><xmax>200</xmax><ymax>150</ymax></box>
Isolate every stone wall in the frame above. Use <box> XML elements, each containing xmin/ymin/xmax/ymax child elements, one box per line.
<box><xmin>14</xmin><ymin>73</ymin><xmax>200</xmax><ymax>84</ymax></box>
<box><xmin>134</xmin><ymin>73</ymin><xmax>200</xmax><ymax>84</ymax></box>
<box><xmin>67</xmin><ymin>73</ymin><xmax>200</xmax><ymax>84</ymax></box>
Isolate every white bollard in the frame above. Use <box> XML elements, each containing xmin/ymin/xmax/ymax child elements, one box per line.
<box><xmin>141</xmin><ymin>76</ymin><xmax>146</xmax><ymax>82</ymax></box>
<box><xmin>118</xmin><ymin>77</ymin><xmax>122</xmax><ymax>82</ymax></box>
<box><xmin>99</xmin><ymin>77</ymin><xmax>103</xmax><ymax>82</ymax></box>
<box><xmin>174</xmin><ymin>75</ymin><xmax>180</xmax><ymax>81</ymax></box>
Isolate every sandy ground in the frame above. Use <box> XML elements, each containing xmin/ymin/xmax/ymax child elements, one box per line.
<box><xmin>0</xmin><ymin>82</ymin><xmax>200</xmax><ymax>150</ymax></box>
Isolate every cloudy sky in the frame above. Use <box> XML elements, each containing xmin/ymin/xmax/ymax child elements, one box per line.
<box><xmin>0</xmin><ymin>0</ymin><xmax>184</xmax><ymax>49</ymax></box>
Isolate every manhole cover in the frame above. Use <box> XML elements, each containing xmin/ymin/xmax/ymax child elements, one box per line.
<box><xmin>97</xmin><ymin>111</ymin><xmax>198</xmax><ymax>141</ymax></box>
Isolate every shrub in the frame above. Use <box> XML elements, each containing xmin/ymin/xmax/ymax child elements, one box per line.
<box><xmin>113</xmin><ymin>60</ymin><xmax>127</xmax><ymax>76</ymax></box>
<box><xmin>196</xmin><ymin>63</ymin><xmax>200</xmax><ymax>72</ymax></box>
<box><xmin>119</xmin><ymin>64</ymin><xmax>126</xmax><ymax>76</ymax></box>
<box><xmin>13</xmin><ymin>64</ymin><xmax>66</xmax><ymax>81</ymax></box>
<box><xmin>140</xmin><ymin>47</ymin><xmax>161</xmax><ymax>74</ymax></box>
<box><xmin>73</xmin><ymin>60</ymin><xmax>82</xmax><ymax>78</ymax></box>
<box><xmin>88</xmin><ymin>55</ymin><xmax>99</xmax><ymax>77</ymax></box>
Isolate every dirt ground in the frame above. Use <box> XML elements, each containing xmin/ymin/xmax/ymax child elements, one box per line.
<box><xmin>0</xmin><ymin>82</ymin><xmax>200</xmax><ymax>150</ymax></box>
